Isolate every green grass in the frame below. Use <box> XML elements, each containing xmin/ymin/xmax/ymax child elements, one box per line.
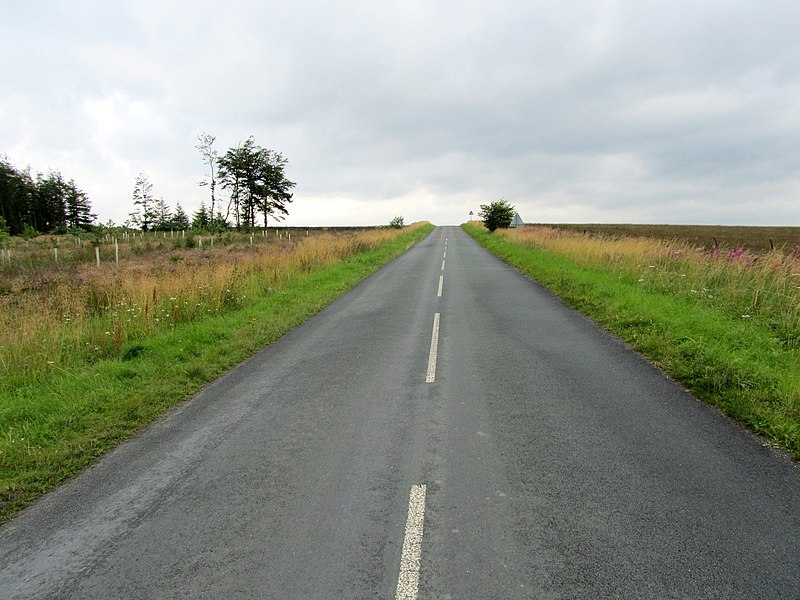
<box><xmin>464</xmin><ymin>223</ymin><xmax>800</xmax><ymax>459</ymax></box>
<box><xmin>0</xmin><ymin>224</ymin><xmax>434</xmax><ymax>523</ymax></box>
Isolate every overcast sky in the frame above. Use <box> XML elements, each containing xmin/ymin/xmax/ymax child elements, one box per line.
<box><xmin>2</xmin><ymin>1</ymin><xmax>799</xmax><ymax>226</ymax></box>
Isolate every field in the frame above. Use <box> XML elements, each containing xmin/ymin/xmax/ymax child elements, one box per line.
<box><xmin>541</xmin><ymin>223</ymin><xmax>800</xmax><ymax>253</ymax></box>
<box><xmin>0</xmin><ymin>223</ymin><xmax>433</xmax><ymax>521</ymax></box>
<box><xmin>0</xmin><ymin>227</ymin><xmax>408</xmax><ymax>384</ymax></box>
<box><xmin>465</xmin><ymin>222</ymin><xmax>800</xmax><ymax>459</ymax></box>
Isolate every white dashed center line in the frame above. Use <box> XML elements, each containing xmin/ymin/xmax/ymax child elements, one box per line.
<box><xmin>441</xmin><ymin>260</ymin><xmax>446</xmax><ymax>271</ymax></box>
<box><xmin>395</xmin><ymin>484</ymin><xmax>427</xmax><ymax>600</ymax></box>
<box><xmin>425</xmin><ymin>313</ymin><xmax>440</xmax><ymax>383</ymax></box>
<box><xmin>437</xmin><ymin>275</ymin><xmax>444</xmax><ymax>297</ymax></box>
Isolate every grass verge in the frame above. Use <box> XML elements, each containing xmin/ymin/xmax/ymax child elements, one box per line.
<box><xmin>464</xmin><ymin>223</ymin><xmax>800</xmax><ymax>460</ymax></box>
<box><xmin>0</xmin><ymin>223</ymin><xmax>434</xmax><ymax>524</ymax></box>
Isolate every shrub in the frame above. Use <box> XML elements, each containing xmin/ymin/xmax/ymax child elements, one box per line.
<box><xmin>479</xmin><ymin>199</ymin><xmax>515</xmax><ymax>232</ymax></box>
<box><xmin>21</xmin><ymin>223</ymin><xmax>39</xmax><ymax>240</ymax></box>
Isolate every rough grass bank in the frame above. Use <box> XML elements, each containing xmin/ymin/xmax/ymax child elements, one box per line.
<box><xmin>464</xmin><ymin>222</ymin><xmax>800</xmax><ymax>460</ymax></box>
<box><xmin>0</xmin><ymin>223</ymin><xmax>433</xmax><ymax>523</ymax></box>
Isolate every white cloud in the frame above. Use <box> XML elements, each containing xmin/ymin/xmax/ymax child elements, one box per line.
<box><xmin>1</xmin><ymin>0</ymin><xmax>799</xmax><ymax>227</ymax></box>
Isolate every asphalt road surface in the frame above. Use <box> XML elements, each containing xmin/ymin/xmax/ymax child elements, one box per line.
<box><xmin>1</xmin><ymin>225</ymin><xmax>799</xmax><ymax>599</ymax></box>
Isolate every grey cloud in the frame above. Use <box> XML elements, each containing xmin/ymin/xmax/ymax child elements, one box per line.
<box><xmin>2</xmin><ymin>0</ymin><xmax>799</xmax><ymax>226</ymax></box>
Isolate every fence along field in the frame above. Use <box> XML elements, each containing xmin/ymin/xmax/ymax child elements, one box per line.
<box><xmin>0</xmin><ymin>226</ymin><xmax>412</xmax><ymax>388</ymax></box>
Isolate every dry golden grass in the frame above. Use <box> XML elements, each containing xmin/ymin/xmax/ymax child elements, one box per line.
<box><xmin>542</xmin><ymin>223</ymin><xmax>800</xmax><ymax>252</ymax></box>
<box><xmin>0</xmin><ymin>226</ymin><xmax>422</xmax><ymax>384</ymax></box>
<box><xmin>495</xmin><ymin>224</ymin><xmax>800</xmax><ymax>343</ymax></box>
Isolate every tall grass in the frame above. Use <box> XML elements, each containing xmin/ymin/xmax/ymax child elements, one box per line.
<box><xmin>542</xmin><ymin>223</ymin><xmax>800</xmax><ymax>253</ymax></box>
<box><xmin>0</xmin><ymin>227</ymin><xmax>421</xmax><ymax>390</ymax></box>
<box><xmin>466</xmin><ymin>223</ymin><xmax>800</xmax><ymax>458</ymax></box>
<box><xmin>0</xmin><ymin>223</ymin><xmax>433</xmax><ymax>522</ymax></box>
<box><xmin>498</xmin><ymin>225</ymin><xmax>800</xmax><ymax>344</ymax></box>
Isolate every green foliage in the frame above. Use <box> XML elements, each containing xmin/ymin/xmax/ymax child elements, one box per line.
<box><xmin>0</xmin><ymin>223</ymin><xmax>433</xmax><ymax>523</ymax></box>
<box><xmin>0</xmin><ymin>216</ymin><xmax>9</xmax><ymax>245</ymax></box>
<box><xmin>389</xmin><ymin>216</ymin><xmax>404</xmax><ymax>229</ymax></box>
<box><xmin>464</xmin><ymin>222</ymin><xmax>800</xmax><ymax>459</ymax></box>
<box><xmin>152</xmin><ymin>197</ymin><xmax>172</xmax><ymax>231</ymax></box>
<box><xmin>217</xmin><ymin>137</ymin><xmax>295</xmax><ymax>229</ymax></box>
<box><xmin>0</xmin><ymin>156</ymin><xmax>94</xmax><ymax>235</ymax></box>
<box><xmin>21</xmin><ymin>223</ymin><xmax>39</xmax><ymax>240</ymax></box>
<box><xmin>129</xmin><ymin>172</ymin><xmax>156</xmax><ymax>231</ymax></box>
<box><xmin>172</xmin><ymin>203</ymin><xmax>190</xmax><ymax>230</ymax></box>
<box><xmin>479</xmin><ymin>199</ymin><xmax>515</xmax><ymax>232</ymax></box>
<box><xmin>192</xmin><ymin>201</ymin><xmax>209</xmax><ymax>230</ymax></box>
<box><xmin>90</xmin><ymin>224</ymin><xmax>108</xmax><ymax>246</ymax></box>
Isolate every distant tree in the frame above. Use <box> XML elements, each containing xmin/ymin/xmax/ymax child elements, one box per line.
<box><xmin>21</xmin><ymin>223</ymin><xmax>39</xmax><ymax>240</ymax></box>
<box><xmin>130</xmin><ymin>172</ymin><xmax>156</xmax><ymax>231</ymax></box>
<box><xmin>191</xmin><ymin>201</ymin><xmax>209</xmax><ymax>230</ymax></box>
<box><xmin>389</xmin><ymin>216</ymin><xmax>404</xmax><ymax>228</ymax></box>
<box><xmin>153</xmin><ymin>196</ymin><xmax>172</xmax><ymax>231</ymax></box>
<box><xmin>0</xmin><ymin>156</ymin><xmax>95</xmax><ymax>235</ymax></box>
<box><xmin>479</xmin><ymin>199</ymin><xmax>515</xmax><ymax>232</ymax></box>
<box><xmin>172</xmin><ymin>202</ymin><xmax>190</xmax><ymax>230</ymax></box>
<box><xmin>0</xmin><ymin>215</ymin><xmax>9</xmax><ymax>245</ymax></box>
<box><xmin>196</xmin><ymin>133</ymin><xmax>218</xmax><ymax>219</ymax></box>
<box><xmin>210</xmin><ymin>210</ymin><xmax>229</xmax><ymax>232</ymax></box>
<box><xmin>64</xmin><ymin>179</ymin><xmax>95</xmax><ymax>230</ymax></box>
<box><xmin>260</xmin><ymin>150</ymin><xmax>295</xmax><ymax>228</ymax></box>
<box><xmin>218</xmin><ymin>137</ymin><xmax>295</xmax><ymax>229</ymax></box>
<box><xmin>217</xmin><ymin>141</ymin><xmax>248</xmax><ymax>228</ymax></box>
<box><xmin>33</xmin><ymin>171</ymin><xmax>67</xmax><ymax>233</ymax></box>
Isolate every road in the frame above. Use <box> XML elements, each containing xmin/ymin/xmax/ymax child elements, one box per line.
<box><xmin>1</xmin><ymin>225</ymin><xmax>799</xmax><ymax>598</ymax></box>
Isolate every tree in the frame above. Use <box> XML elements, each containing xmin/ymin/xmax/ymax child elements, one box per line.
<box><xmin>210</xmin><ymin>210</ymin><xmax>229</xmax><ymax>232</ymax></box>
<box><xmin>218</xmin><ymin>137</ymin><xmax>295</xmax><ymax>229</ymax></box>
<box><xmin>172</xmin><ymin>202</ymin><xmax>190</xmax><ymax>230</ymax></box>
<box><xmin>192</xmin><ymin>201</ymin><xmax>209</xmax><ymax>230</ymax></box>
<box><xmin>33</xmin><ymin>171</ymin><xmax>67</xmax><ymax>233</ymax></box>
<box><xmin>260</xmin><ymin>150</ymin><xmax>295</xmax><ymax>228</ymax></box>
<box><xmin>153</xmin><ymin>196</ymin><xmax>172</xmax><ymax>231</ymax></box>
<box><xmin>0</xmin><ymin>156</ymin><xmax>94</xmax><ymax>235</ymax></box>
<box><xmin>217</xmin><ymin>141</ymin><xmax>249</xmax><ymax>228</ymax></box>
<box><xmin>130</xmin><ymin>172</ymin><xmax>156</xmax><ymax>231</ymax></box>
<box><xmin>389</xmin><ymin>216</ymin><xmax>404</xmax><ymax>228</ymax></box>
<box><xmin>64</xmin><ymin>179</ymin><xmax>95</xmax><ymax>230</ymax></box>
<box><xmin>196</xmin><ymin>133</ymin><xmax>218</xmax><ymax>218</ymax></box>
<box><xmin>0</xmin><ymin>215</ymin><xmax>9</xmax><ymax>245</ymax></box>
<box><xmin>479</xmin><ymin>199</ymin><xmax>515</xmax><ymax>232</ymax></box>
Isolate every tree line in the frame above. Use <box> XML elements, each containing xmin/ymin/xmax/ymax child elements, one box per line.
<box><xmin>0</xmin><ymin>156</ymin><xmax>95</xmax><ymax>236</ymax></box>
<box><xmin>197</xmin><ymin>134</ymin><xmax>295</xmax><ymax>230</ymax></box>
<box><xmin>129</xmin><ymin>134</ymin><xmax>295</xmax><ymax>232</ymax></box>
<box><xmin>0</xmin><ymin>133</ymin><xmax>295</xmax><ymax>237</ymax></box>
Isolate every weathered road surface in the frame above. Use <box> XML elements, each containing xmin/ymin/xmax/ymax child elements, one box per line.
<box><xmin>1</xmin><ymin>226</ymin><xmax>799</xmax><ymax>599</ymax></box>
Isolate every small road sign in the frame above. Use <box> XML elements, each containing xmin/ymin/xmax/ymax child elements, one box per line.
<box><xmin>511</xmin><ymin>212</ymin><xmax>524</xmax><ymax>242</ymax></box>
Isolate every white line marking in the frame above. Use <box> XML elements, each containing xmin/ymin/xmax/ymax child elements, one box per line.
<box><xmin>443</xmin><ymin>251</ymin><xmax>447</xmax><ymax>258</ymax></box>
<box><xmin>441</xmin><ymin>260</ymin><xmax>445</xmax><ymax>271</ymax></box>
<box><xmin>437</xmin><ymin>275</ymin><xmax>443</xmax><ymax>297</ymax></box>
<box><xmin>426</xmin><ymin>313</ymin><xmax>440</xmax><ymax>383</ymax></box>
<box><xmin>395</xmin><ymin>484</ymin><xmax>427</xmax><ymax>600</ymax></box>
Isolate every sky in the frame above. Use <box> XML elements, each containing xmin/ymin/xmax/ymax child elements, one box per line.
<box><xmin>2</xmin><ymin>0</ymin><xmax>799</xmax><ymax>227</ymax></box>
